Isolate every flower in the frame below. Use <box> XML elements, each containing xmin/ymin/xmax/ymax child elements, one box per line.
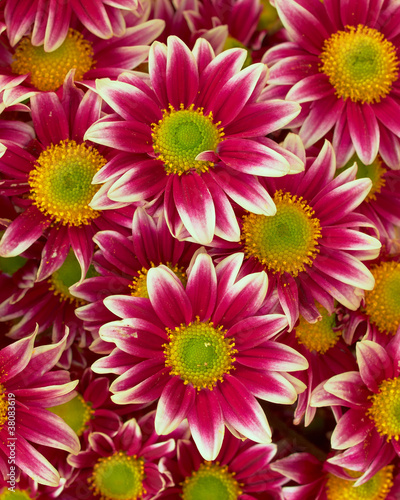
<box><xmin>71</xmin><ymin>206</ymin><xmax>199</xmax><ymax>354</ymax></box>
<box><xmin>3</xmin><ymin>12</ymin><xmax>165</xmax><ymax>93</ymax></box>
<box><xmin>215</xmin><ymin>137</ymin><xmax>381</xmax><ymax>329</ymax></box>
<box><xmin>0</xmin><ymin>330</ymin><xmax>80</xmax><ymax>486</ymax></box>
<box><xmin>271</xmin><ymin>452</ymin><xmax>399</xmax><ymax>500</ymax></box>
<box><xmin>0</xmin><ymin>76</ymin><xmax>134</xmax><ymax>281</ymax></box>
<box><xmin>264</xmin><ymin>0</ymin><xmax>400</xmax><ymax>169</ymax></box>
<box><xmin>3</xmin><ymin>0</ymin><xmax>140</xmax><ymax>51</ymax></box>
<box><xmin>156</xmin><ymin>429</ymin><xmax>287</xmax><ymax>499</ymax></box>
<box><xmin>311</xmin><ymin>335</ymin><xmax>400</xmax><ymax>485</ymax></box>
<box><xmin>84</xmin><ymin>35</ymin><xmax>302</xmax><ymax>244</ymax></box>
<box><xmin>93</xmin><ymin>251</ymin><xmax>308</xmax><ymax>460</ymax></box>
<box><xmin>66</xmin><ymin>412</ymin><xmax>187</xmax><ymax>499</ymax></box>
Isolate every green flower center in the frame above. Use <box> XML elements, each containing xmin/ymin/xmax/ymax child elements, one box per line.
<box><xmin>326</xmin><ymin>466</ymin><xmax>394</xmax><ymax>499</ymax></box>
<box><xmin>222</xmin><ymin>37</ymin><xmax>252</xmax><ymax>67</ymax></box>
<box><xmin>130</xmin><ymin>264</ymin><xmax>187</xmax><ymax>298</ymax></box>
<box><xmin>182</xmin><ymin>462</ymin><xmax>242</xmax><ymax>500</ymax></box>
<box><xmin>48</xmin><ymin>249</ymin><xmax>97</xmax><ymax>304</ymax></box>
<box><xmin>29</xmin><ymin>139</ymin><xmax>106</xmax><ymax>226</ymax></box>
<box><xmin>48</xmin><ymin>394</ymin><xmax>93</xmax><ymax>437</ymax></box>
<box><xmin>364</xmin><ymin>261</ymin><xmax>400</xmax><ymax>334</ymax></box>
<box><xmin>0</xmin><ymin>384</ymin><xmax>8</xmax><ymax>432</ymax></box>
<box><xmin>163</xmin><ymin>319</ymin><xmax>237</xmax><ymax>390</ymax></box>
<box><xmin>320</xmin><ymin>24</ymin><xmax>399</xmax><ymax>104</ymax></box>
<box><xmin>295</xmin><ymin>304</ymin><xmax>341</xmax><ymax>354</ymax></box>
<box><xmin>0</xmin><ymin>255</ymin><xmax>26</xmax><ymax>275</ymax></box>
<box><xmin>241</xmin><ymin>190</ymin><xmax>322</xmax><ymax>276</ymax></box>
<box><xmin>151</xmin><ymin>104</ymin><xmax>224</xmax><ymax>175</ymax></box>
<box><xmin>367</xmin><ymin>377</ymin><xmax>400</xmax><ymax>440</ymax></box>
<box><xmin>0</xmin><ymin>490</ymin><xmax>33</xmax><ymax>500</ymax></box>
<box><xmin>11</xmin><ymin>28</ymin><xmax>94</xmax><ymax>91</ymax></box>
<box><xmin>88</xmin><ymin>452</ymin><xmax>145</xmax><ymax>500</ymax></box>
<box><xmin>338</xmin><ymin>155</ymin><xmax>386</xmax><ymax>202</ymax></box>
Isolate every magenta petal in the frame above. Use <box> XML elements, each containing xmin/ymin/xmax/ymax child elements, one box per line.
<box><xmin>147</xmin><ymin>265</ymin><xmax>193</xmax><ymax>328</ymax></box>
<box><xmin>155</xmin><ymin>377</ymin><xmax>196</xmax><ymax>434</ymax></box>
<box><xmin>68</xmin><ymin>225</ymin><xmax>94</xmax><ymax>282</ymax></box>
<box><xmin>166</xmin><ymin>36</ymin><xmax>199</xmax><ymax>108</ymax></box>
<box><xmin>30</xmin><ymin>92</ymin><xmax>69</xmax><ymax>147</ymax></box>
<box><xmin>71</xmin><ymin>0</ymin><xmax>113</xmax><ymax>38</ymax></box>
<box><xmin>0</xmin><ymin>331</ymin><xmax>35</xmax><ymax>383</ymax></box>
<box><xmin>323</xmin><ymin>372</ymin><xmax>370</xmax><ymax>406</ymax></box>
<box><xmin>347</xmin><ymin>101</ymin><xmax>380</xmax><ymax>165</ymax></box>
<box><xmin>0</xmin><ymin>206</ymin><xmax>50</xmax><ymax>257</ymax></box>
<box><xmin>356</xmin><ymin>340</ymin><xmax>393</xmax><ymax>392</ymax></box>
<box><xmin>187</xmin><ymin>389</ymin><xmax>225</xmax><ymax>460</ymax></box>
<box><xmin>277</xmin><ymin>273</ymin><xmax>299</xmax><ymax>331</ymax></box>
<box><xmin>186</xmin><ymin>253</ymin><xmax>217</xmax><ymax>321</ymax></box>
<box><xmin>217</xmin><ymin>375</ymin><xmax>271</xmax><ymax>443</ymax></box>
<box><xmin>286</xmin><ymin>73</ymin><xmax>334</xmax><ymax>103</ymax></box>
<box><xmin>36</xmin><ymin>226</ymin><xmax>70</xmax><ymax>282</ymax></box>
<box><xmin>172</xmin><ymin>173</ymin><xmax>215</xmax><ymax>245</ymax></box>
<box><xmin>217</xmin><ymin>138</ymin><xmax>290</xmax><ymax>176</ymax></box>
<box><xmin>331</xmin><ymin>409</ymin><xmax>374</xmax><ymax>449</ymax></box>
<box><xmin>373</xmin><ymin>95</ymin><xmax>400</xmax><ymax>137</ymax></box>
<box><xmin>10</xmin><ymin>435</ymin><xmax>60</xmax><ymax>486</ymax></box>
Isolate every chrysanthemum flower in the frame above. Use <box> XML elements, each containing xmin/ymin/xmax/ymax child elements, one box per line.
<box><xmin>277</xmin><ymin>305</ymin><xmax>357</xmax><ymax>426</ymax></box>
<box><xmin>71</xmin><ymin>206</ymin><xmax>199</xmax><ymax>355</ymax></box>
<box><xmin>0</xmin><ymin>330</ymin><xmax>80</xmax><ymax>486</ymax></box>
<box><xmin>271</xmin><ymin>452</ymin><xmax>399</xmax><ymax>500</ymax></box>
<box><xmin>339</xmin><ymin>254</ymin><xmax>400</xmax><ymax>346</ymax></box>
<box><xmin>311</xmin><ymin>335</ymin><xmax>400</xmax><ymax>485</ymax></box>
<box><xmin>0</xmin><ymin>250</ymin><xmax>98</xmax><ymax>368</ymax></box>
<box><xmin>4</xmin><ymin>0</ymin><xmax>140</xmax><ymax>51</ymax></box>
<box><xmin>3</xmin><ymin>13</ymin><xmax>165</xmax><ymax>93</ymax></box>
<box><xmin>84</xmin><ymin>35</ymin><xmax>303</xmax><ymax>245</ymax></box>
<box><xmin>92</xmin><ymin>252</ymin><xmax>308</xmax><ymax>460</ymax></box>
<box><xmin>67</xmin><ymin>412</ymin><xmax>187</xmax><ymax>499</ymax></box>
<box><xmin>156</xmin><ymin>430</ymin><xmax>287</xmax><ymax>499</ymax></box>
<box><xmin>264</xmin><ymin>0</ymin><xmax>400</xmax><ymax>169</ymax></box>
<box><xmin>336</xmin><ymin>155</ymin><xmax>400</xmax><ymax>253</ymax></box>
<box><xmin>48</xmin><ymin>368</ymin><xmax>121</xmax><ymax>439</ymax></box>
<box><xmin>217</xmin><ymin>138</ymin><xmax>381</xmax><ymax>328</ymax></box>
<box><xmin>0</xmin><ymin>79</ymin><xmax>133</xmax><ymax>281</ymax></box>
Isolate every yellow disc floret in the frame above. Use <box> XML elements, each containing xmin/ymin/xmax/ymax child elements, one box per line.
<box><xmin>0</xmin><ymin>490</ymin><xmax>33</xmax><ymax>500</ymax></box>
<box><xmin>0</xmin><ymin>385</ymin><xmax>8</xmax><ymax>432</ymax></box>
<box><xmin>367</xmin><ymin>377</ymin><xmax>400</xmax><ymax>441</ymax></box>
<box><xmin>29</xmin><ymin>140</ymin><xmax>106</xmax><ymax>226</ymax></box>
<box><xmin>364</xmin><ymin>261</ymin><xmax>400</xmax><ymax>334</ymax></box>
<box><xmin>88</xmin><ymin>451</ymin><xmax>145</xmax><ymax>500</ymax></box>
<box><xmin>152</xmin><ymin>104</ymin><xmax>224</xmax><ymax>175</ymax></box>
<box><xmin>11</xmin><ymin>28</ymin><xmax>94</xmax><ymax>91</ymax></box>
<box><xmin>130</xmin><ymin>264</ymin><xmax>187</xmax><ymax>298</ymax></box>
<box><xmin>325</xmin><ymin>466</ymin><xmax>394</xmax><ymax>500</ymax></box>
<box><xmin>338</xmin><ymin>155</ymin><xmax>386</xmax><ymax>202</ymax></box>
<box><xmin>320</xmin><ymin>24</ymin><xmax>399</xmax><ymax>104</ymax></box>
<box><xmin>295</xmin><ymin>304</ymin><xmax>341</xmax><ymax>354</ymax></box>
<box><xmin>48</xmin><ymin>394</ymin><xmax>93</xmax><ymax>437</ymax></box>
<box><xmin>241</xmin><ymin>190</ymin><xmax>322</xmax><ymax>277</ymax></box>
<box><xmin>163</xmin><ymin>319</ymin><xmax>237</xmax><ymax>390</ymax></box>
<box><xmin>182</xmin><ymin>462</ymin><xmax>242</xmax><ymax>500</ymax></box>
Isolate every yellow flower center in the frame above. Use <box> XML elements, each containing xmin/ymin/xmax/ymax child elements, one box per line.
<box><xmin>0</xmin><ymin>490</ymin><xmax>33</xmax><ymax>500</ymax></box>
<box><xmin>29</xmin><ymin>140</ymin><xmax>106</xmax><ymax>226</ymax></box>
<box><xmin>48</xmin><ymin>394</ymin><xmax>93</xmax><ymax>437</ymax></box>
<box><xmin>11</xmin><ymin>28</ymin><xmax>94</xmax><ymax>91</ymax></box>
<box><xmin>151</xmin><ymin>104</ymin><xmax>224</xmax><ymax>175</ymax></box>
<box><xmin>0</xmin><ymin>384</ymin><xmax>8</xmax><ymax>432</ymax></box>
<box><xmin>163</xmin><ymin>319</ymin><xmax>237</xmax><ymax>391</ymax></box>
<box><xmin>241</xmin><ymin>190</ymin><xmax>322</xmax><ymax>277</ymax></box>
<box><xmin>320</xmin><ymin>25</ymin><xmax>399</xmax><ymax>104</ymax></box>
<box><xmin>88</xmin><ymin>452</ymin><xmax>145</xmax><ymax>500</ymax></box>
<box><xmin>338</xmin><ymin>155</ymin><xmax>386</xmax><ymax>202</ymax></box>
<box><xmin>364</xmin><ymin>261</ymin><xmax>400</xmax><ymax>335</ymax></box>
<box><xmin>129</xmin><ymin>264</ymin><xmax>187</xmax><ymax>298</ymax></box>
<box><xmin>325</xmin><ymin>466</ymin><xmax>394</xmax><ymax>500</ymax></box>
<box><xmin>367</xmin><ymin>377</ymin><xmax>400</xmax><ymax>441</ymax></box>
<box><xmin>182</xmin><ymin>462</ymin><xmax>242</xmax><ymax>500</ymax></box>
<box><xmin>295</xmin><ymin>304</ymin><xmax>341</xmax><ymax>354</ymax></box>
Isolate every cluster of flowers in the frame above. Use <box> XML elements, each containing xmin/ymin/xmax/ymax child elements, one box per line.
<box><xmin>0</xmin><ymin>0</ymin><xmax>400</xmax><ymax>498</ymax></box>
